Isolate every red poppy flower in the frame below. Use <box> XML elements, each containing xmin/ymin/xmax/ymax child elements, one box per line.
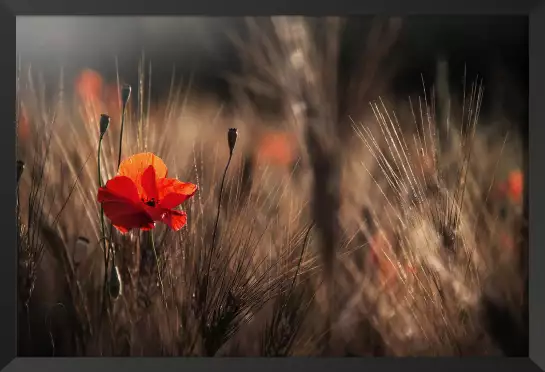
<box><xmin>17</xmin><ymin>105</ymin><xmax>30</xmax><ymax>141</ymax></box>
<box><xmin>507</xmin><ymin>170</ymin><xmax>523</xmax><ymax>205</ymax></box>
<box><xmin>255</xmin><ymin>131</ymin><xmax>297</xmax><ymax>166</ymax></box>
<box><xmin>75</xmin><ymin>69</ymin><xmax>104</xmax><ymax>106</ymax></box>
<box><xmin>495</xmin><ymin>169</ymin><xmax>524</xmax><ymax>206</ymax></box>
<box><xmin>97</xmin><ymin>153</ymin><xmax>197</xmax><ymax>233</ymax></box>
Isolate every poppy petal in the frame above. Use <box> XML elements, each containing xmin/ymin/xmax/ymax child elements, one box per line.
<box><xmin>115</xmin><ymin>220</ymin><xmax>154</xmax><ymax>233</ymax></box>
<box><xmin>142</xmin><ymin>204</ymin><xmax>168</xmax><ymax>222</ymax></box>
<box><xmin>97</xmin><ymin>176</ymin><xmax>141</xmax><ymax>203</ymax></box>
<box><xmin>157</xmin><ymin>178</ymin><xmax>198</xmax><ymax>209</ymax></box>
<box><xmin>162</xmin><ymin>210</ymin><xmax>188</xmax><ymax>231</ymax></box>
<box><xmin>113</xmin><ymin>224</ymin><xmax>130</xmax><ymax>234</ymax></box>
<box><xmin>118</xmin><ymin>152</ymin><xmax>168</xmax><ymax>183</ymax></box>
<box><xmin>97</xmin><ymin>176</ymin><xmax>155</xmax><ymax>232</ymax></box>
<box><xmin>102</xmin><ymin>199</ymin><xmax>155</xmax><ymax>233</ymax></box>
<box><xmin>141</xmin><ymin>165</ymin><xmax>159</xmax><ymax>201</ymax></box>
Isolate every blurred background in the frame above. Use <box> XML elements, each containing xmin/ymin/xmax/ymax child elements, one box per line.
<box><xmin>15</xmin><ymin>16</ymin><xmax>529</xmax><ymax>357</ymax></box>
<box><xmin>16</xmin><ymin>16</ymin><xmax>528</xmax><ymax>125</ymax></box>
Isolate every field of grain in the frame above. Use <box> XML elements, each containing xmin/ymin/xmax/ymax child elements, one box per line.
<box><xmin>16</xmin><ymin>16</ymin><xmax>527</xmax><ymax>357</ymax></box>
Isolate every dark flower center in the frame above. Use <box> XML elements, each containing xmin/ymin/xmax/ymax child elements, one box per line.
<box><xmin>143</xmin><ymin>198</ymin><xmax>157</xmax><ymax>207</ymax></box>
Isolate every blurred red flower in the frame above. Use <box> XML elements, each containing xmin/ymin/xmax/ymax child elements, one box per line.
<box><xmin>17</xmin><ymin>105</ymin><xmax>30</xmax><ymax>141</ymax></box>
<box><xmin>75</xmin><ymin>69</ymin><xmax>104</xmax><ymax>107</ymax></box>
<box><xmin>255</xmin><ymin>131</ymin><xmax>297</xmax><ymax>166</ymax></box>
<box><xmin>97</xmin><ymin>152</ymin><xmax>197</xmax><ymax>233</ymax></box>
<box><xmin>507</xmin><ymin>170</ymin><xmax>523</xmax><ymax>205</ymax></box>
<box><xmin>496</xmin><ymin>169</ymin><xmax>524</xmax><ymax>205</ymax></box>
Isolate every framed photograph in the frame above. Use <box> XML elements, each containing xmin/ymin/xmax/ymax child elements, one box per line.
<box><xmin>4</xmin><ymin>0</ymin><xmax>542</xmax><ymax>370</ymax></box>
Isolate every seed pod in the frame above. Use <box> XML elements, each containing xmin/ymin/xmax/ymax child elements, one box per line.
<box><xmin>121</xmin><ymin>84</ymin><xmax>132</xmax><ymax>107</ymax></box>
<box><xmin>227</xmin><ymin>128</ymin><xmax>238</xmax><ymax>156</ymax></box>
<box><xmin>109</xmin><ymin>264</ymin><xmax>122</xmax><ymax>300</ymax></box>
<box><xmin>99</xmin><ymin>114</ymin><xmax>110</xmax><ymax>138</ymax></box>
<box><xmin>73</xmin><ymin>236</ymin><xmax>91</xmax><ymax>268</ymax></box>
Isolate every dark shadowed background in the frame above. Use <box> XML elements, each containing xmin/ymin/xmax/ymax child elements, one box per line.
<box><xmin>16</xmin><ymin>16</ymin><xmax>528</xmax><ymax>129</ymax></box>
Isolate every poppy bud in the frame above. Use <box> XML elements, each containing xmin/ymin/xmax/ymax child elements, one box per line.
<box><xmin>99</xmin><ymin>114</ymin><xmax>110</xmax><ymax>138</ymax></box>
<box><xmin>73</xmin><ymin>236</ymin><xmax>91</xmax><ymax>268</ymax></box>
<box><xmin>108</xmin><ymin>264</ymin><xmax>122</xmax><ymax>300</ymax></box>
<box><xmin>121</xmin><ymin>84</ymin><xmax>132</xmax><ymax>107</ymax></box>
<box><xmin>227</xmin><ymin>128</ymin><xmax>238</xmax><ymax>156</ymax></box>
<box><xmin>17</xmin><ymin>160</ymin><xmax>25</xmax><ymax>184</ymax></box>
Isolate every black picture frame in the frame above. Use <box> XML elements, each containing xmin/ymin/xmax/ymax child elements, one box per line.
<box><xmin>4</xmin><ymin>0</ymin><xmax>543</xmax><ymax>371</ymax></box>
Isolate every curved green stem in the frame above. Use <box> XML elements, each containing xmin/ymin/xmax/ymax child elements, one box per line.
<box><xmin>98</xmin><ymin>137</ymin><xmax>108</xmax><ymax>262</ymax></box>
<box><xmin>210</xmin><ymin>152</ymin><xmax>232</xmax><ymax>264</ymax></box>
<box><xmin>201</xmin><ymin>151</ymin><xmax>233</xmax><ymax>316</ymax></box>
<box><xmin>98</xmin><ymin>135</ymin><xmax>110</xmax><ymax>311</ymax></box>
<box><xmin>105</xmin><ymin>99</ymin><xmax>128</xmax><ymax>304</ymax></box>
<box><xmin>117</xmin><ymin>103</ymin><xmax>127</xmax><ymax>170</ymax></box>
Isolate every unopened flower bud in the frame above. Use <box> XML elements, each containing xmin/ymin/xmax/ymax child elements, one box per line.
<box><xmin>17</xmin><ymin>160</ymin><xmax>25</xmax><ymax>183</ymax></box>
<box><xmin>121</xmin><ymin>84</ymin><xmax>132</xmax><ymax>107</ymax></box>
<box><xmin>109</xmin><ymin>264</ymin><xmax>122</xmax><ymax>300</ymax></box>
<box><xmin>99</xmin><ymin>114</ymin><xmax>110</xmax><ymax>138</ymax></box>
<box><xmin>73</xmin><ymin>236</ymin><xmax>91</xmax><ymax>268</ymax></box>
<box><xmin>227</xmin><ymin>128</ymin><xmax>238</xmax><ymax>156</ymax></box>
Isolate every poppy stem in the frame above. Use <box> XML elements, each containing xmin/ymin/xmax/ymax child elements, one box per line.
<box><xmin>98</xmin><ymin>137</ymin><xmax>107</xmax><ymax>254</ymax></box>
<box><xmin>202</xmin><ymin>143</ymin><xmax>234</xmax><ymax>316</ymax></box>
<box><xmin>209</xmin><ymin>151</ymin><xmax>233</xmax><ymax>271</ymax></box>
<box><xmin>98</xmin><ymin>134</ymin><xmax>110</xmax><ymax>310</ymax></box>
<box><xmin>149</xmin><ymin>231</ymin><xmax>168</xmax><ymax>309</ymax></box>
<box><xmin>106</xmin><ymin>96</ymin><xmax>129</xmax><ymax>301</ymax></box>
<box><xmin>117</xmin><ymin>102</ymin><xmax>127</xmax><ymax>171</ymax></box>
